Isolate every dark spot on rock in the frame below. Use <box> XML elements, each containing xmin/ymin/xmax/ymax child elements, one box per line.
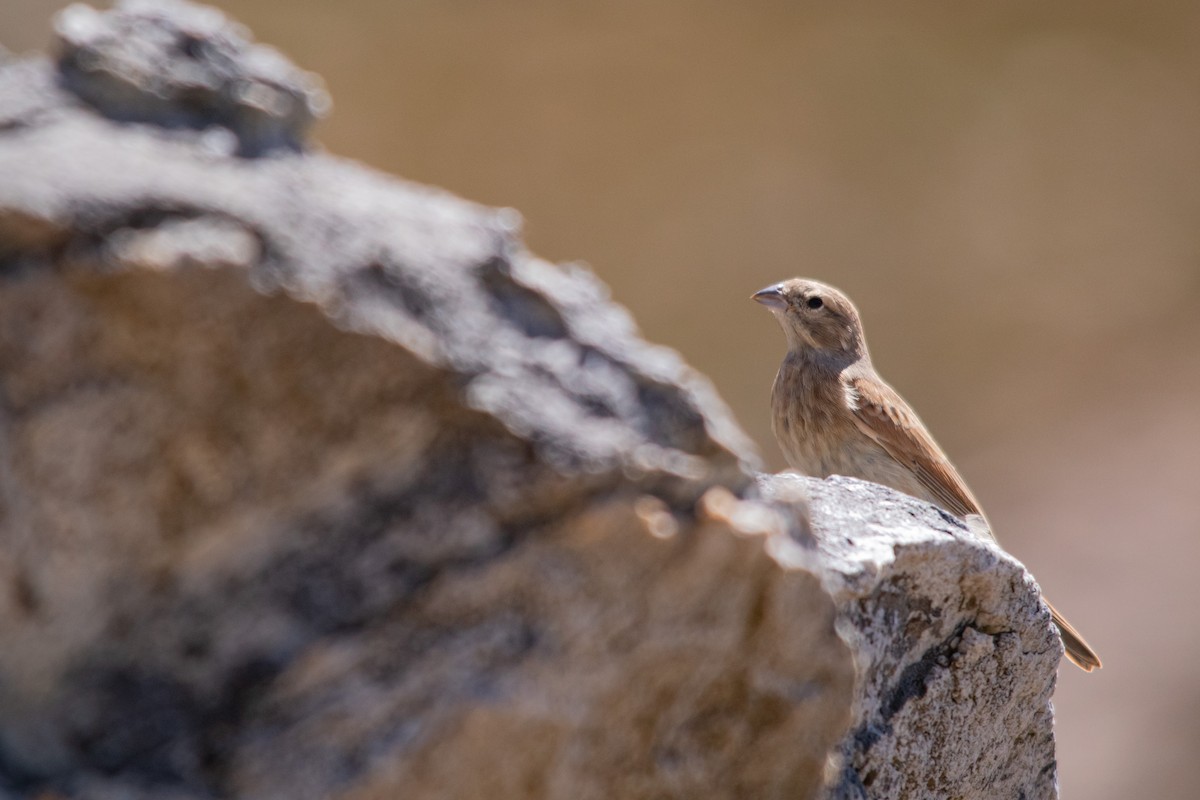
<box><xmin>178</xmin><ymin>34</ymin><xmax>205</xmax><ymax>60</ymax></box>
<box><xmin>358</xmin><ymin>262</ymin><xmax>433</xmax><ymax>320</ymax></box>
<box><xmin>479</xmin><ymin>258</ymin><xmax>567</xmax><ymax>339</ymax></box>
<box><xmin>215</xmin><ymin>656</ymin><xmax>283</xmax><ymax>725</ymax></box>
<box><xmin>180</xmin><ymin>633</ymin><xmax>210</xmax><ymax>660</ymax></box>
<box><xmin>68</xmin><ymin>667</ymin><xmax>206</xmax><ymax>786</ymax></box>
<box><xmin>882</xmin><ymin>621</ymin><xmax>969</xmax><ymax>722</ymax></box>
<box><xmin>12</xmin><ymin>570</ymin><xmax>39</xmax><ymax>615</ymax></box>
<box><xmin>636</xmin><ymin>380</ymin><xmax>706</xmax><ymax>454</ymax></box>
<box><xmin>579</xmin><ymin>394</ymin><xmax>617</xmax><ymax>419</ymax></box>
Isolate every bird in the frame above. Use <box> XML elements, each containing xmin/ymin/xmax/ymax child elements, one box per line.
<box><xmin>753</xmin><ymin>277</ymin><xmax>1101</xmax><ymax>672</ymax></box>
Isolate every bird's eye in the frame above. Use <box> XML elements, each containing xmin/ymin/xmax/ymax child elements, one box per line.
<box><xmin>806</xmin><ymin>296</ymin><xmax>823</xmax><ymax>309</ymax></box>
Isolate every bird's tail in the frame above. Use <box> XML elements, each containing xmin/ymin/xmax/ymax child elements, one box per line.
<box><xmin>1044</xmin><ymin>597</ymin><xmax>1102</xmax><ymax>672</ymax></box>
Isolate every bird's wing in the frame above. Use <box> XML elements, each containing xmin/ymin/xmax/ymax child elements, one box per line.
<box><xmin>846</xmin><ymin>374</ymin><xmax>982</xmax><ymax>518</ymax></box>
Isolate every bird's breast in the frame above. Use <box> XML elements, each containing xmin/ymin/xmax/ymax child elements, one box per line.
<box><xmin>770</xmin><ymin>359</ymin><xmax>855</xmax><ymax>472</ymax></box>
<box><xmin>769</xmin><ymin>358</ymin><xmax>933</xmax><ymax>502</ymax></box>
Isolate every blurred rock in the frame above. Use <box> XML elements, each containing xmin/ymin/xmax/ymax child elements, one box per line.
<box><xmin>55</xmin><ymin>0</ymin><xmax>329</xmax><ymax>155</ymax></box>
<box><xmin>0</xmin><ymin>2</ymin><xmax>1061</xmax><ymax>799</ymax></box>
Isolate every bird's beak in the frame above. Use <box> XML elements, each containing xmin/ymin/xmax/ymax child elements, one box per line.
<box><xmin>752</xmin><ymin>284</ymin><xmax>786</xmax><ymax>310</ymax></box>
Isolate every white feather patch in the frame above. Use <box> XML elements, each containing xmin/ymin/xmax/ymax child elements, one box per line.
<box><xmin>842</xmin><ymin>380</ymin><xmax>860</xmax><ymax>411</ymax></box>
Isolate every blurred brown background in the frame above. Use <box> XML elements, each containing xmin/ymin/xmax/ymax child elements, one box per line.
<box><xmin>4</xmin><ymin>0</ymin><xmax>1199</xmax><ymax>796</ymax></box>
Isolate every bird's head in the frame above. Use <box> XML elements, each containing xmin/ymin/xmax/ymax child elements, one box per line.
<box><xmin>752</xmin><ymin>278</ymin><xmax>867</xmax><ymax>361</ymax></box>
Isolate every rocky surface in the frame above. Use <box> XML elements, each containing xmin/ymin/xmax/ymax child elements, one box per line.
<box><xmin>0</xmin><ymin>2</ymin><xmax>1061</xmax><ymax>799</ymax></box>
<box><xmin>762</xmin><ymin>475</ymin><xmax>1062</xmax><ymax>800</ymax></box>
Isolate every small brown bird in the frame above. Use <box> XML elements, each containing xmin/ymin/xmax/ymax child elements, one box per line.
<box><xmin>753</xmin><ymin>277</ymin><xmax>1101</xmax><ymax>672</ymax></box>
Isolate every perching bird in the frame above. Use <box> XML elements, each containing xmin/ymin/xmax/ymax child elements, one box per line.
<box><xmin>753</xmin><ymin>277</ymin><xmax>1101</xmax><ymax>672</ymax></box>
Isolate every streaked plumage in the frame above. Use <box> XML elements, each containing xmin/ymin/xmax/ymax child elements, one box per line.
<box><xmin>754</xmin><ymin>277</ymin><xmax>1101</xmax><ymax>672</ymax></box>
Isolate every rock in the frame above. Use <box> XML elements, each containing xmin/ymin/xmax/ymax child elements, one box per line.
<box><xmin>54</xmin><ymin>0</ymin><xmax>329</xmax><ymax>155</ymax></box>
<box><xmin>0</xmin><ymin>2</ymin><xmax>1061</xmax><ymax>799</ymax></box>
<box><xmin>760</xmin><ymin>475</ymin><xmax>1061</xmax><ymax>800</ymax></box>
